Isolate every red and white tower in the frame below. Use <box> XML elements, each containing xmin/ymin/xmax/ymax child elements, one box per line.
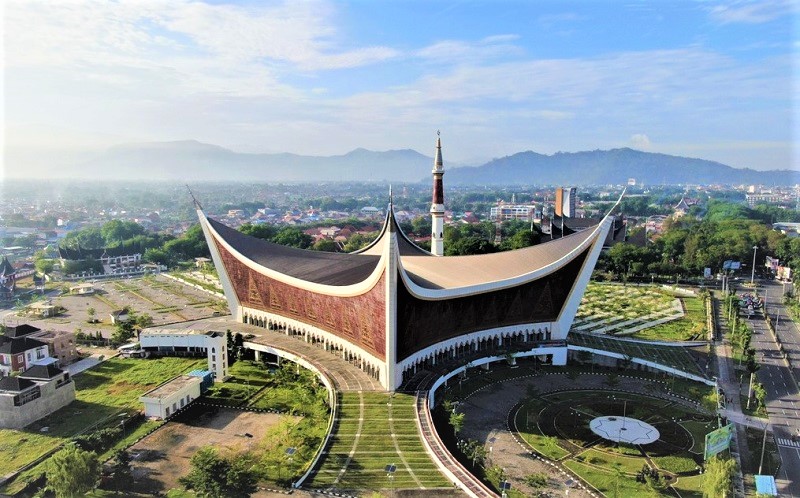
<box><xmin>430</xmin><ymin>132</ymin><xmax>445</xmax><ymax>256</ymax></box>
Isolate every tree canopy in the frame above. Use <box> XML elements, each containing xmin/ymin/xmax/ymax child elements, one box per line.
<box><xmin>45</xmin><ymin>444</ymin><xmax>101</xmax><ymax>498</ymax></box>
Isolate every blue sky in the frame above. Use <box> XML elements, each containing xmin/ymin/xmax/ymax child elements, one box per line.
<box><xmin>3</xmin><ymin>0</ymin><xmax>797</xmax><ymax>173</ymax></box>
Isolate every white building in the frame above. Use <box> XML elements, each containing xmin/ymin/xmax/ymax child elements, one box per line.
<box><xmin>139</xmin><ymin>329</ymin><xmax>228</xmax><ymax>381</ymax></box>
<box><xmin>139</xmin><ymin>375</ymin><xmax>201</xmax><ymax>419</ymax></box>
<box><xmin>489</xmin><ymin>204</ymin><xmax>535</xmax><ymax>222</ymax></box>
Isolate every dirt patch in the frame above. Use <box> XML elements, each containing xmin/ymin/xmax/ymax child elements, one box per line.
<box><xmin>125</xmin><ymin>407</ymin><xmax>286</xmax><ymax>494</ymax></box>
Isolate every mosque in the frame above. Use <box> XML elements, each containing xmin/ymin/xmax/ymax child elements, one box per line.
<box><xmin>195</xmin><ymin>135</ymin><xmax>614</xmax><ymax>390</ymax></box>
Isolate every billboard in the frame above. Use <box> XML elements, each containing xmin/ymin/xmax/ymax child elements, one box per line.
<box><xmin>704</xmin><ymin>424</ymin><xmax>734</xmax><ymax>460</ymax></box>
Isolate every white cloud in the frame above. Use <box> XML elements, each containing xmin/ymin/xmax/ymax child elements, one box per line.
<box><xmin>415</xmin><ymin>35</ymin><xmax>523</xmax><ymax>62</ymax></box>
<box><xmin>708</xmin><ymin>0</ymin><xmax>795</xmax><ymax>24</ymax></box>
<box><xmin>3</xmin><ymin>0</ymin><xmax>399</xmax><ymax>72</ymax></box>
<box><xmin>629</xmin><ymin>134</ymin><xmax>651</xmax><ymax>150</ymax></box>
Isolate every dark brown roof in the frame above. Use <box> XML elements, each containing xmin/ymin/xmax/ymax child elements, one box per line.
<box><xmin>0</xmin><ymin>336</ymin><xmax>47</xmax><ymax>354</ymax></box>
<box><xmin>0</xmin><ymin>257</ymin><xmax>15</xmax><ymax>276</ymax></box>
<box><xmin>5</xmin><ymin>324</ymin><xmax>41</xmax><ymax>338</ymax></box>
<box><xmin>0</xmin><ymin>376</ymin><xmax>36</xmax><ymax>392</ymax></box>
<box><xmin>208</xmin><ymin>218</ymin><xmax>382</xmax><ymax>286</ymax></box>
<box><xmin>19</xmin><ymin>364</ymin><xmax>64</xmax><ymax>380</ymax></box>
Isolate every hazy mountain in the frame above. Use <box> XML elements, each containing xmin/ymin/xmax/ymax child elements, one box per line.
<box><xmin>445</xmin><ymin>148</ymin><xmax>799</xmax><ymax>186</ymax></box>
<box><xmin>9</xmin><ymin>140</ymin><xmax>797</xmax><ymax>186</ymax></box>
<box><xmin>53</xmin><ymin>140</ymin><xmax>436</xmax><ymax>183</ymax></box>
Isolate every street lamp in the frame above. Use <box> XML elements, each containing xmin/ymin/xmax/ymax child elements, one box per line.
<box><xmin>385</xmin><ymin>463</ymin><xmax>396</xmax><ymax>497</ymax></box>
<box><xmin>751</xmin><ymin>245</ymin><xmax>758</xmax><ymax>285</ymax></box>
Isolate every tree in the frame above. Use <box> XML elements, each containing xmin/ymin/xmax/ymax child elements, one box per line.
<box><xmin>272</xmin><ymin>227</ymin><xmax>313</xmax><ymax>249</ymax></box>
<box><xmin>312</xmin><ymin>239</ymin><xmax>339</xmax><ymax>252</ymax></box>
<box><xmin>701</xmin><ymin>456</ymin><xmax>736</xmax><ymax>498</ymax></box>
<box><xmin>239</xmin><ymin>223</ymin><xmax>276</xmax><ymax>241</ymax></box>
<box><xmin>110</xmin><ymin>449</ymin><xmax>132</xmax><ymax>493</ymax></box>
<box><xmin>46</xmin><ymin>444</ymin><xmax>101</xmax><ymax>498</ymax></box>
<box><xmin>87</xmin><ymin>307</ymin><xmax>96</xmax><ymax>323</ymax></box>
<box><xmin>449</xmin><ymin>411</ymin><xmax>465</xmax><ymax>435</ymax></box>
<box><xmin>135</xmin><ymin>313</ymin><xmax>153</xmax><ymax>331</ymax></box>
<box><xmin>180</xmin><ymin>447</ymin><xmax>258</xmax><ymax>498</ymax></box>
<box><xmin>35</xmin><ymin>258</ymin><xmax>54</xmax><ymax>275</ymax></box>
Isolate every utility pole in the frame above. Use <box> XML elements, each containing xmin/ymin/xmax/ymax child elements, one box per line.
<box><xmin>758</xmin><ymin>422</ymin><xmax>769</xmax><ymax>474</ymax></box>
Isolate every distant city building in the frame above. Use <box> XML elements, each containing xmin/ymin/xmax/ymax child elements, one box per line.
<box><xmin>554</xmin><ymin>187</ymin><xmax>577</xmax><ymax>218</ymax></box>
<box><xmin>627</xmin><ymin>178</ymin><xmax>637</xmax><ymax>186</ymax></box>
<box><xmin>746</xmin><ymin>192</ymin><xmax>781</xmax><ymax>207</ymax></box>
<box><xmin>489</xmin><ymin>204</ymin><xmax>535</xmax><ymax>222</ymax></box>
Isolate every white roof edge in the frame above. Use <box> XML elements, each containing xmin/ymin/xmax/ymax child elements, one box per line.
<box><xmin>398</xmin><ymin>216</ymin><xmax>611</xmax><ymax>300</ymax></box>
<box><xmin>203</xmin><ymin>213</ymin><xmax>388</xmax><ymax>297</ymax></box>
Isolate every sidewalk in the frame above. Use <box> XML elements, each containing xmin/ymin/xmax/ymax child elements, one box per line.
<box><xmin>715</xmin><ymin>313</ymin><xmax>750</xmax><ymax>497</ymax></box>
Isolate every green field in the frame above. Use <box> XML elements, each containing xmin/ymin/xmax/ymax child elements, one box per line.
<box><xmin>509</xmin><ymin>389</ymin><xmax>710</xmax><ymax>497</ymax></box>
<box><xmin>308</xmin><ymin>392</ymin><xmax>449</xmax><ymax>492</ymax></box>
<box><xmin>0</xmin><ymin>357</ymin><xmax>204</xmax><ymax>493</ymax></box>
<box><xmin>633</xmin><ymin>295</ymin><xmax>708</xmax><ymax>341</ymax></box>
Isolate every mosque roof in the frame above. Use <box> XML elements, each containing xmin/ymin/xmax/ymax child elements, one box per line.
<box><xmin>201</xmin><ymin>204</ymin><xmax>607</xmax><ymax>294</ymax></box>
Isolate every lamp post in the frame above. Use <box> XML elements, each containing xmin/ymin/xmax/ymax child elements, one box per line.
<box><xmin>385</xmin><ymin>463</ymin><xmax>396</xmax><ymax>497</ymax></box>
<box><xmin>751</xmin><ymin>245</ymin><xmax>758</xmax><ymax>285</ymax></box>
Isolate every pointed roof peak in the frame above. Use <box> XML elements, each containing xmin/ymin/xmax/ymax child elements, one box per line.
<box><xmin>187</xmin><ymin>185</ymin><xmax>203</xmax><ymax>211</ymax></box>
<box><xmin>434</xmin><ymin>131</ymin><xmax>443</xmax><ymax>170</ymax></box>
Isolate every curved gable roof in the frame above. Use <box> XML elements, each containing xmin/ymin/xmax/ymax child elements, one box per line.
<box><xmin>400</xmin><ymin>226</ymin><xmax>599</xmax><ymax>290</ymax></box>
<box><xmin>206</xmin><ymin>218</ymin><xmax>381</xmax><ymax>286</ymax></box>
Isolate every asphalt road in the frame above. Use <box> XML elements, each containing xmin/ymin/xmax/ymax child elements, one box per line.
<box><xmin>746</xmin><ymin>280</ymin><xmax>800</xmax><ymax>496</ymax></box>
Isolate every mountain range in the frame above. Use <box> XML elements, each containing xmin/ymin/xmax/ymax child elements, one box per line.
<box><xmin>11</xmin><ymin>140</ymin><xmax>798</xmax><ymax>185</ymax></box>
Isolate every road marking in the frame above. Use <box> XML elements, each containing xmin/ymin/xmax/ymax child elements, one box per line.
<box><xmin>777</xmin><ymin>438</ymin><xmax>800</xmax><ymax>448</ymax></box>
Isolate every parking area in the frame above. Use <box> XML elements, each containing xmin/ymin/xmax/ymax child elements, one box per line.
<box><xmin>15</xmin><ymin>274</ymin><xmax>227</xmax><ymax>339</ymax></box>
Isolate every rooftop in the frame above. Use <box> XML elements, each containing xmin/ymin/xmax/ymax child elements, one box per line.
<box><xmin>140</xmin><ymin>375</ymin><xmax>200</xmax><ymax>400</ymax></box>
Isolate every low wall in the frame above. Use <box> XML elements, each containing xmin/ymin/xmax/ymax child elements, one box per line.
<box><xmin>242</xmin><ymin>341</ymin><xmax>336</xmax><ymax>488</ymax></box>
<box><xmin>0</xmin><ymin>382</ymin><xmax>76</xmax><ymax>430</ymax></box>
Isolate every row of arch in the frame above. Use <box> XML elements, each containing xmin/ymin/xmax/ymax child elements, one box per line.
<box><xmin>399</xmin><ymin>327</ymin><xmax>552</xmax><ymax>385</ymax></box>
<box><xmin>243</xmin><ymin>311</ymin><xmax>383</xmax><ymax>382</ymax></box>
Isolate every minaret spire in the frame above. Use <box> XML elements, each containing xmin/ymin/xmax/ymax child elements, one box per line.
<box><xmin>430</xmin><ymin>131</ymin><xmax>445</xmax><ymax>256</ymax></box>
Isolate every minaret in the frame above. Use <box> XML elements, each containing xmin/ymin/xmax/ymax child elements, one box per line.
<box><xmin>430</xmin><ymin>131</ymin><xmax>445</xmax><ymax>256</ymax></box>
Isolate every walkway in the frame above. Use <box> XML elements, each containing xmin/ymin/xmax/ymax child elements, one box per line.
<box><xmin>155</xmin><ymin>316</ymin><xmax>383</xmax><ymax>392</ymax></box>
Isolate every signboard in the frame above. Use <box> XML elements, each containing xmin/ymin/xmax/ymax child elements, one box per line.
<box><xmin>704</xmin><ymin>267</ymin><xmax>712</xmax><ymax>279</ymax></box>
<box><xmin>704</xmin><ymin>424</ymin><xmax>734</xmax><ymax>460</ymax></box>
<box><xmin>765</xmin><ymin>256</ymin><xmax>779</xmax><ymax>271</ymax></box>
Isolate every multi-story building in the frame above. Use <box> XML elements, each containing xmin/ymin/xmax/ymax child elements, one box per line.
<box><xmin>555</xmin><ymin>187</ymin><xmax>577</xmax><ymax>218</ymax></box>
<box><xmin>3</xmin><ymin>324</ymin><xmax>78</xmax><ymax>367</ymax></box>
<box><xmin>489</xmin><ymin>204</ymin><xmax>535</xmax><ymax>222</ymax></box>
<box><xmin>0</xmin><ymin>333</ymin><xmax>50</xmax><ymax>377</ymax></box>
<box><xmin>139</xmin><ymin>329</ymin><xmax>228</xmax><ymax>381</ymax></box>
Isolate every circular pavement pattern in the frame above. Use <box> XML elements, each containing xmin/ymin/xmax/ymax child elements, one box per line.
<box><xmin>589</xmin><ymin>416</ymin><xmax>660</xmax><ymax>444</ymax></box>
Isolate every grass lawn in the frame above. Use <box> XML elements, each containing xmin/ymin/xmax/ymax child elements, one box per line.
<box><xmin>564</xmin><ymin>460</ymin><xmax>654</xmax><ymax>497</ymax></box>
<box><xmin>577</xmin><ymin>448</ymin><xmax>643</xmax><ymax>474</ymax></box>
<box><xmin>0</xmin><ymin>357</ymin><xmax>203</xmax><ymax>493</ymax></box>
<box><xmin>309</xmin><ymin>392</ymin><xmax>449</xmax><ymax>491</ymax></box>
<box><xmin>651</xmin><ymin>454</ymin><xmax>700</xmax><ymax>474</ymax></box>
<box><xmin>632</xmin><ymin>296</ymin><xmax>707</xmax><ymax>341</ymax></box>
<box><xmin>670</xmin><ymin>474</ymin><xmax>704</xmax><ymax>498</ymax></box>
